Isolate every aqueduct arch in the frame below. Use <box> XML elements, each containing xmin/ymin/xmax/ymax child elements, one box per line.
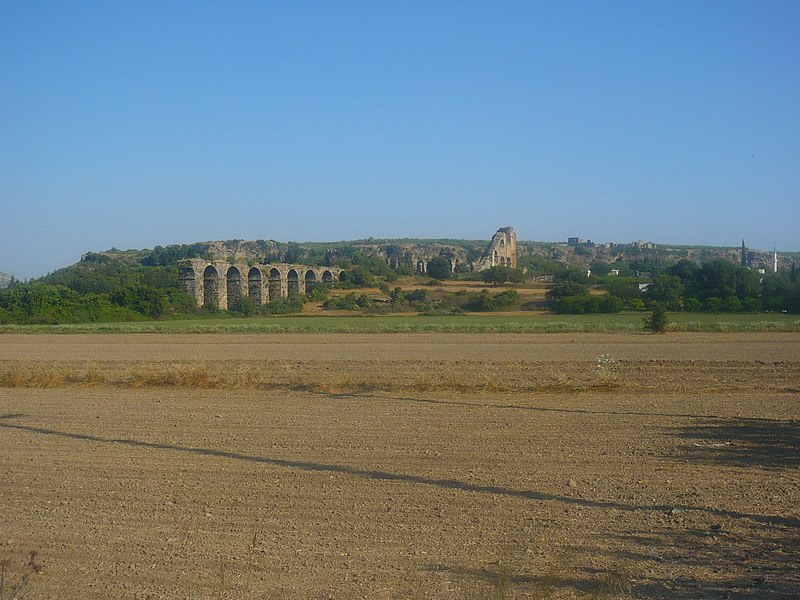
<box><xmin>203</xmin><ymin>265</ymin><xmax>219</xmax><ymax>308</ymax></box>
<box><xmin>287</xmin><ymin>269</ymin><xmax>300</xmax><ymax>295</ymax></box>
<box><xmin>248</xmin><ymin>267</ymin><xmax>262</xmax><ymax>304</ymax></box>
<box><xmin>305</xmin><ymin>270</ymin><xmax>317</xmax><ymax>293</ymax></box>
<box><xmin>178</xmin><ymin>259</ymin><xmax>343</xmax><ymax>310</ymax></box>
<box><xmin>226</xmin><ymin>267</ymin><xmax>242</xmax><ymax>308</ymax></box>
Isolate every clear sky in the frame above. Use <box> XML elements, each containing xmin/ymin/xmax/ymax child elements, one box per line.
<box><xmin>2</xmin><ymin>1</ymin><xmax>798</xmax><ymax>278</ymax></box>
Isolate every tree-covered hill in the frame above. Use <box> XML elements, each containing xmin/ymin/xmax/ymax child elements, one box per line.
<box><xmin>1</xmin><ymin>237</ymin><xmax>798</xmax><ymax>324</ymax></box>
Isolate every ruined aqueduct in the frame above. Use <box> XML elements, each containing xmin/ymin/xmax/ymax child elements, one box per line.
<box><xmin>179</xmin><ymin>259</ymin><xmax>343</xmax><ymax>310</ymax></box>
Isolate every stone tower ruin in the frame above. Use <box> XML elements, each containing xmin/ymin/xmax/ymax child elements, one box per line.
<box><xmin>475</xmin><ymin>227</ymin><xmax>517</xmax><ymax>271</ymax></box>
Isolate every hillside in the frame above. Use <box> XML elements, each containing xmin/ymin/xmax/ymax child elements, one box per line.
<box><xmin>0</xmin><ymin>271</ymin><xmax>12</xmax><ymax>288</ymax></box>
<box><xmin>3</xmin><ymin>234</ymin><xmax>798</xmax><ymax>325</ymax></box>
<box><xmin>72</xmin><ymin>237</ymin><xmax>797</xmax><ymax>275</ymax></box>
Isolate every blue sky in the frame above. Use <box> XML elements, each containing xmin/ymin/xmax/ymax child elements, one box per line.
<box><xmin>2</xmin><ymin>1</ymin><xmax>798</xmax><ymax>278</ymax></box>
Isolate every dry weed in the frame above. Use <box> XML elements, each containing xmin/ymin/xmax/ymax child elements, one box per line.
<box><xmin>593</xmin><ymin>354</ymin><xmax>620</xmax><ymax>391</ymax></box>
<box><xmin>128</xmin><ymin>364</ymin><xmax>220</xmax><ymax>389</ymax></box>
<box><xmin>0</xmin><ymin>369</ymin><xmax>26</xmax><ymax>388</ymax></box>
<box><xmin>490</xmin><ymin>562</ymin><xmax>513</xmax><ymax>599</ymax></box>
<box><xmin>0</xmin><ymin>357</ymin><xmax>625</xmax><ymax>395</ymax></box>
<box><xmin>591</xmin><ymin>566</ymin><xmax>633</xmax><ymax>598</ymax></box>
<box><xmin>0</xmin><ymin>551</ymin><xmax>42</xmax><ymax>599</ymax></box>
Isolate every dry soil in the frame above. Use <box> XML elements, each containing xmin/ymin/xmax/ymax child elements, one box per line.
<box><xmin>0</xmin><ymin>333</ymin><xmax>798</xmax><ymax>599</ymax></box>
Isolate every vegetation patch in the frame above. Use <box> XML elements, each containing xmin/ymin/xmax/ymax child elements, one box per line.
<box><xmin>2</xmin><ymin>313</ymin><xmax>799</xmax><ymax>334</ymax></box>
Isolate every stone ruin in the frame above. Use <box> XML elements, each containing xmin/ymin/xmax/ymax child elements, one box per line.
<box><xmin>178</xmin><ymin>227</ymin><xmax>517</xmax><ymax>308</ymax></box>
<box><xmin>179</xmin><ymin>259</ymin><xmax>343</xmax><ymax>310</ymax></box>
<box><xmin>474</xmin><ymin>227</ymin><xmax>517</xmax><ymax>271</ymax></box>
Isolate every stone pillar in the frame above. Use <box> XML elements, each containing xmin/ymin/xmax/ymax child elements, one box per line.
<box><xmin>215</xmin><ymin>262</ymin><xmax>228</xmax><ymax>310</ymax></box>
<box><xmin>179</xmin><ymin>263</ymin><xmax>204</xmax><ymax>308</ymax></box>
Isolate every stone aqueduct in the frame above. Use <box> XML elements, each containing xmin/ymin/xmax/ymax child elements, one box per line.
<box><xmin>179</xmin><ymin>259</ymin><xmax>343</xmax><ymax>310</ymax></box>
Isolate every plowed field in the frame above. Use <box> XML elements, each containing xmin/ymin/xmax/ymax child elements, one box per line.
<box><xmin>1</xmin><ymin>333</ymin><xmax>798</xmax><ymax>599</ymax></box>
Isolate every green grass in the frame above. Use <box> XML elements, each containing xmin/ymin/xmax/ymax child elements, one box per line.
<box><xmin>1</xmin><ymin>312</ymin><xmax>798</xmax><ymax>334</ymax></box>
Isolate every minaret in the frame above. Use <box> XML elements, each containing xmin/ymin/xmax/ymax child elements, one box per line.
<box><xmin>773</xmin><ymin>249</ymin><xmax>778</xmax><ymax>273</ymax></box>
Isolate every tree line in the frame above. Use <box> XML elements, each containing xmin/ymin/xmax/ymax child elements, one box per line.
<box><xmin>2</xmin><ymin>253</ymin><xmax>798</xmax><ymax>324</ymax></box>
<box><xmin>0</xmin><ymin>261</ymin><xmax>193</xmax><ymax>324</ymax></box>
<box><xmin>547</xmin><ymin>259</ymin><xmax>799</xmax><ymax>314</ymax></box>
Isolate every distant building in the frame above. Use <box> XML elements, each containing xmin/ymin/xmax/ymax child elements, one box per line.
<box><xmin>633</xmin><ymin>240</ymin><xmax>657</xmax><ymax>249</ymax></box>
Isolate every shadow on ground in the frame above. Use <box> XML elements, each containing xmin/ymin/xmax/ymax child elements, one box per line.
<box><xmin>674</xmin><ymin>417</ymin><xmax>799</xmax><ymax>469</ymax></box>
<box><xmin>2</xmin><ymin>413</ymin><xmax>797</xmax><ymax>598</ymax></box>
<box><xmin>426</xmin><ymin>519</ymin><xmax>798</xmax><ymax>599</ymax></box>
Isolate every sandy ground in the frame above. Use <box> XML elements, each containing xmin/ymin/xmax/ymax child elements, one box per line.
<box><xmin>0</xmin><ymin>333</ymin><xmax>798</xmax><ymax>599</ymax></box>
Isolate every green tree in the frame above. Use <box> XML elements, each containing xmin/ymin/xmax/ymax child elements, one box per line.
<box><xmin>598</xmin><ymin>294</ymin><xmax>624</xmax><ymax>313</ymax></box>
<box><xmin>643</xmin><ymin>305</ymin><xmax>670</xmax><ymax>333</ymax></box>
<box><xmin>546</xmin><ymin>281</ymin><xmax>588</xmax><ymax>302</ymax></box>
<box><xmin>110</xmin><ymin>284</ymin><xmax>167</xmax><ymax>319</ymax></box>
<box><xmin>599</xmin><ymin>277</ymin><xmax>642</xmax><ymax>307</ymax></box>
<box><xmin>426</xmin><ymin>256</ymin><xmax>452</xmax><ymax>280</ymax></box>
<box><xmin>284</xmin><ymin>242</ymin><xmax>304</xmax><ymax>263</ymax></box>
<box><xmin>483</xmin><ymin>266</ymin><xmax>526</xmax><ymax>286</ymax></box>
<box><xmin>340</xmin><ymin>266</ymin><xmax>375</xmax><ymax>288</ymax></box>
<box><xmin>692</xmin><ymin>260</ymin><xmax>760</xmax><ymax>310</ymax></box>
<box><xmin>553</xmin><ymin>266</ymin><xmax>589</xmax><ymax>283</ymax></box>
<box><xmin>667</xmin><ymin>259</ymin><xmax>699</xmax><ymax>288</ymax></box>
<box><xmin>229</xmin><ymin>296</ymin><xmax>255</xmax><ymax>316</ymax></box>
<box><xmin>761</xmin><ymin>274</ymin><xmax>800</xmax><ymax>313</ymax></box>
<box><xmin>491</xmin><ymin>289</ymin><xmax>520</xmax><ymax>309</ymax></box>
<box><xmin>644</xmin><ymin>275</ymin><xmax>684</xmax><ymax>310</ymax></box>
<box><xmin>590</xmin><ymin>261</ymin><xmax>613</xmax><ymax>276</ymax></box>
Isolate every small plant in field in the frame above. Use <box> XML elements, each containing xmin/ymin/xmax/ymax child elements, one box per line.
<box><xmin>591</xmin><ymin>566</ymin><xmax>633</xmax><ymax>598</ymax></box>
<box><xmin>0</xmin><ymin>551</ymin><xmax>42</xmax><ymax>599</ymax></box>
<box><xmin>490</xmin><ymin>561</ymin><xmax>513</xmax><ymax>599</ymax></box>
<box><xmin>643</xmin><ymin>305</ymin><xmax>670</xmax><ymax>333</ymax></box>
<box><xmin>595</xmin><ymin>354</ymin><xmax>618</xmax><ymax>389</ymax></box>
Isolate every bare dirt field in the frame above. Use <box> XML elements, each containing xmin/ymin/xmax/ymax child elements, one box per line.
<box><xmin>1</xmin><ymin>333</ymin><xmax>798</xmax><ymax>599</ymax></box>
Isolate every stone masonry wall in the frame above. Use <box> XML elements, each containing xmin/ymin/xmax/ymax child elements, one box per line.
<box><xmin>475</xmin><ymin>227</ymin><xmax>517</xmax><ymax>271</ymax></box>
<box><xmin>178</xmin><ymin>259</ymin><xmax>342</xmax><ymax>310</ymax></box>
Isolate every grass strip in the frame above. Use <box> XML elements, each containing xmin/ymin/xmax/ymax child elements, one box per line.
<box><xmin>0</xmin><ymin>313</ymin><xmax>798</xmax><ymax>334</ymax></box>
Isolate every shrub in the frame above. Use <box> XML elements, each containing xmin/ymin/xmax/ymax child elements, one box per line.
<box><xmin>307</xmin><ymin>285</ymin><xmax>330</xmax><ymax>302</ymax></box>
<box><xmin>643</xmin><ymin>305</ymin><xmax>670</xmax><ymax>333</ymax></box>
<box><xmin>261</xmin><ymin>295</ymin><xmax>304</xmax><ymax>314</ymax></box>
<box><xmin>323</xmin><ymin>294</ymin><xmax>359</xmax><ymax>310</ymax></box>
<box><xmin>598</xmin><ymin>295</ymin><xmax>624</xmax><ymax>313</ymax></box>
<box><xmin>229</xmin><ymin>296</ymin><xmax>255</xmax><ymax>316</ymax></box>
<box><xmin>426</xmin><ymin>256</ymin><xmax>452</xmax><ymax>280</ymax></box>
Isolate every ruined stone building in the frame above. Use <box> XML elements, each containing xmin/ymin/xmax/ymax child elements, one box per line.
<box><xmin>475</xmin><ymin>227</ymin><xmax>517</xmax><ymax>271</ymax></box>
